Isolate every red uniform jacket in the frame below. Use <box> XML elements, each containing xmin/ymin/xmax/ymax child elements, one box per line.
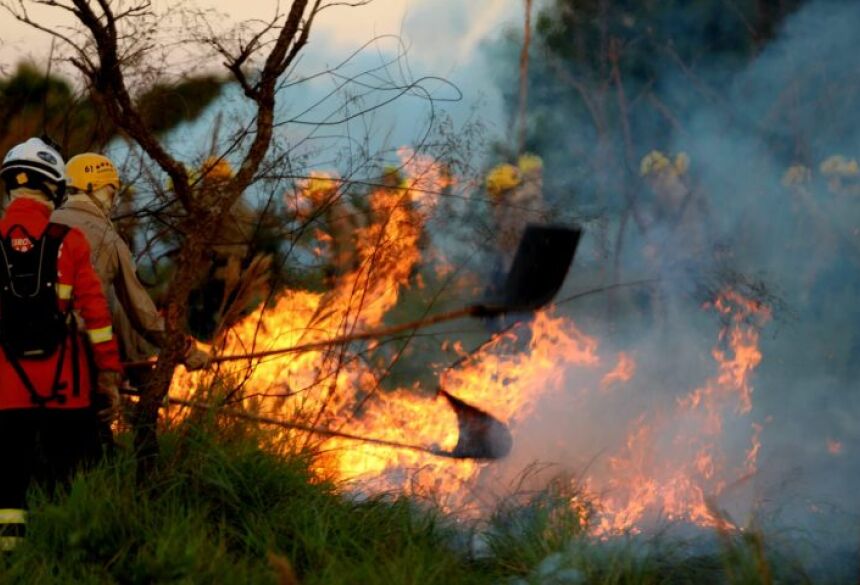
<box><xmin>0</xmin><ymin>198</ymin><xmax>122</xmax><ymax>410</ymax></box>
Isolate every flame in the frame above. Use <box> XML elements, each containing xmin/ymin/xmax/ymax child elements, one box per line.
<box><xmin>591</xmin><ymin>290</ymin><xmax>771</xmax><ymax>534</ymax></box>
<box><xmin>601</xmin><ymin>352</ymin><xmax>635</xmax><ymax>390</ymax></box>
<box><xmin>396</xmin><ymin>147</ymin><xmax>454</xmax><ymax>212</ymax></box>
<box><xmin>168</xmin><ymin>156</ymin><xmax>771</xmax><ymax>533</ymax></box>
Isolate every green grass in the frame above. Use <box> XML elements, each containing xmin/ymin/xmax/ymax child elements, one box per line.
<box><xmin>0</xmin><ymin>418</ymin><xmax>844</xmax><ymax>584</ymax></box>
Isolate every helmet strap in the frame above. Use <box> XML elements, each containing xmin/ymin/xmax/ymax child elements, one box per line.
<box><xmin>3</xmin><ymin>173</ymin><xmax>64</xmax><ymax>208</ymax></box>
<box><xmin>43</xmin><ymin>181</ymin><xmax>65</xmax><ymax>208</ymax></box>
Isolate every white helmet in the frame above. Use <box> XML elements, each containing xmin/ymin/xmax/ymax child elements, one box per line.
<box><xmin>1</xmin><ymin>137</ymin><xmax>67</xmax><ymax>206</ymax></box>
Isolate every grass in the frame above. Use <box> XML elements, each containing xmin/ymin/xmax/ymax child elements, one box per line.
<box><xmin>0</xmin><ymin>417</ymin><xmax>848</xmax><ymax>584</ymax></box>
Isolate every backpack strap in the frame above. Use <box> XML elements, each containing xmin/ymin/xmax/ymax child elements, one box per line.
<box><xmin>44</xmin><ymin>222</ymin><xmax>71</xmax><ymax>242</ymax></box>
<box><xmin>2</xmin><ymin>335</ymin><xmax>68</xmax><ymax>407</ymax></box>
<box><xmin>0</xmin><ymin>230</ymin><xmax>17</xmax><ymax>294</ymax></box>
<box><xmin>46</xmin><ymin>224</ymin><xmax>79</xmax><ymax>399</ymax></box>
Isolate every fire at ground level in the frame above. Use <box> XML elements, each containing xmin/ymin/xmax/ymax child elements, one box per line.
<box><xmin>163</xmin><ymin>157</ymin><xmax>859</xmax><ymax>551</ymax></box>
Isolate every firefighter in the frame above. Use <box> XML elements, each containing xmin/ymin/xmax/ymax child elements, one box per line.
<box><xmin>639</xmin><ymin>150</ymin><xmax>696</xmax><ymax>225</ymax></box>
<box><xmin>482</xmin><ymin>155</ymin><xmax>547</xmax><ymax>334</ymax></box>
<box><xmin>781</xmin><ymin>163</ymin><xmax>838</xmax><ymax>304</ymax></box>
<box><xmin>0</xmin><ymin>138</ymin><xmax>123</xmax><ymax>550</ymax></box>
<box><xmin>639</xmin><ymin>150</ymin><xmax>711</xmax><ymax>324</ymax></box>
<box><xmin>817</xmin><ymin>155</ymin><xmax>860</xmax><ymax>263</ymax></box>
<box><xmin>816</xmin><ymin>156</ymin><xmax>860</xmax><ymax>378</ymax></box>
<box><xmin>52</xmin><ymin>153</ymin><xmax>210</xmax><ymax>379</ymax></box>
<box><xmin>820</xmin><ymin>155</ymin><xmax>860</xmax><ymax>197</ymax></box>
<box><xmin>186</xmin><ymin>157</ymin><xmax>267</xmax><ymax>341</ymax></box>
<box><xmin>485</xmin><ymin>154</ymin><xmax>548</xmax><ymax>275</ymax></box>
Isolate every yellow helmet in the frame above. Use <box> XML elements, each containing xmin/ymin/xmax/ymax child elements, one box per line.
<box><xmin>517</xmin><ymin>153</ymin><xmax>543</xmax><ymax>174</ymax></box>
<box><xmin>820</xmin><ymin>155</ymin><xmax>859</xmax><ymax>177</ymax></box>
<box><xmin>640</xmin><ymin>150</ymin><xmax>670</xmax><ymax>177</ymax></box>
<box><xmin>200</xmin><ymin>156</ymin><xmax>234</xmax><ymax>185</ymax></box>
<box><xmin>782</xmin><ymin>164</ymin><xmax>812</xmax><ymax>187</ymax></box>
<box><xmin>486</xmin><ymin>163</ymin><xmax>521</xmax><ymax>197</ymax></box>
<box><xmin>66</xmin><ymin>153</ymin><xmax>120</xmax><ymax>193</ymax></box>
<box><xmin>304</xmin><ymin>171</ymin><xmax>339</xmax><ymax>204</ymax></box>
<box><xmin>640</xmin><ymin>150</ymin><xmax>689</xmax><ymax>178</ymax></box>
<box><xmin>673</xmin><ymin>152</ymin><xmax>690</xmax><ymax>176</ymax></box>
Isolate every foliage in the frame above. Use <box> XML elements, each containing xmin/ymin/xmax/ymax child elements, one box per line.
<box><xmin>0</xmin><ymin>420</ymin><xmax>837</xmax><ymax>584</ymax></box>
<box><xmin>136</xmin><ymin>76</ymin><xmax>226</xmax><ymax>136</ymax></box>
<box><xmin>0</xmin><ymin>420</ymin><xmax>474</xmax><ymax>584</ymax></box>
<box><xmin>491</xmin><ymin>0</ymin><xmax>811</xmax><ymax>209</ymax></box>
<box><xmin>0</xmin><ymin>63</ymin><xmax>226</xmax><ymax>159</ymax></box>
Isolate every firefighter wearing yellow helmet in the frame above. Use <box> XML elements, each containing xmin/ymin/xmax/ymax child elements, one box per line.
<box><xmin>817</xmin><ymin>155</ymin><xmax>860</xmax><ymax>278</ymax></box>
<box><xmin>640</xmin><ymin>150</ymin><xmax>692</xmax><ymax>212</ymax></box>
<box><xmin>820</xmin><ymin>155</ymin><xmax>860</xmax><ymax>196</ymax></box>
<box><xmin>639</xmin><ymin>150</ymin><xmax>704</xmax><ymax>228</ymax></box>
<box><xmin>53</xmin><ymin>153</ymin><xmax>210</xmax><ymax>370</ymax></box>
<box><xmin>637</xmin><ymin>149</ymin><xmax>712</xmax><ymax>324</ymax></box>
<box><xmin>186</xmin><ymin>156</ymin><xmax>269</xmax><ymax>340</ymax></box>
<box><xmin>779</xmin><ymin>162</ymin><xmax>839</xmax><ymax>304</ymax></box>
<box><xmin>486</xmin><ymin>154</ymin><xmax>547</xmax><ymax>271</ymax></box>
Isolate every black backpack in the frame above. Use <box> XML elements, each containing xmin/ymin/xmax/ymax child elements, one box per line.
<box><xmin>0</xmin><ymin>222</ymin><xmax>77</xmax><ymax>406</ymax></box>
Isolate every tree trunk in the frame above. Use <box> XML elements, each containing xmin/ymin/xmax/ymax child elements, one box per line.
<box><xmin>516</xmin><ymin>0</ymin><xmax>533</xmax><ymax>155</ymax></box>
<box><xmin>132</xmin><ymin>212</ymin><xmax>218</xmax><ymax>477</ymax></box>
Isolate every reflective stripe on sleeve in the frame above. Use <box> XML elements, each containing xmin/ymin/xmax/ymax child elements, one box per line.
<box><xmin>0</xmin><ymin>509</ymin><xmax>26</xmax><ymax>525</ymax></box>
<box><xmin>0</xmin><ymin>508</ymin><xmax>26</xmax><ymax>550</ymax></box>
<box><xmin>88</xmin><ymin>325</ymin><xmax>113</xmax><ymax>344</ymax></box>
<box><xmin>0</xmin><ymin>536</ymin><xmax>24</xmax><ymax>551</ymax></box>
<box><xmin>57</xmin><ymin>283</ymin><xmax>73</xmax><ymax>300</ymax></box>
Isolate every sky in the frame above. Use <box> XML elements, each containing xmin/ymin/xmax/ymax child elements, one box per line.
<box><xmin>0</xmin><ymin>1</ymin><xmax>520</xmax><ymax>70</ymax></box>
<box><xmin>0</xmin><ymin>0</ymin><xmax>528</xmax><ymax>152</ymax></box>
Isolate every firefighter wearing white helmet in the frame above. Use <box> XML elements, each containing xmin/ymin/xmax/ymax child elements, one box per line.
<box><xmin>52</xmin><ymin>153</ymin><xmax>210</xmax><ymax>371</ymax></box>
<box><xmin>1</xmin><ymin>137</ymin><xmax>68</xmax><ymax>208</ymax></box>
<box><xmin>0</xmin><ymin>138</ymin><xmax>123</xmax><ymax>550</ymax></box>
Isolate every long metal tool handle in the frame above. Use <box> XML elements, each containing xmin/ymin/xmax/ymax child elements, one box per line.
<box><xmin>123</xmin><ymin>279</ymin><xmax>657</xmax><ymax>370</ymax></box>
<box><xmin>124</xmin><ymin>305</ymin><xmax>488</xmax><ymax>369</ymax></box>
<box><xmin>139</xmin><ymin>392</ymin><xmax>464</xmax><ymax>458</ymax></box>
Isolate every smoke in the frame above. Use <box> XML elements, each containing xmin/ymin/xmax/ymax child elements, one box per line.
<box><xmin>475</xmin><ymin>0</ymin><xmax>860</xmax><ymax>563</ymax></box>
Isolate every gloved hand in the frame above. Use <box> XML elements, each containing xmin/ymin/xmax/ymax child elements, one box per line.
<box><xmin>96</xmin><ymin>371</ymin><xmax>123</xmax><ymax>423</ymax></box>
<box><xmin>183</xmin><ymin>338</ymin><xmax>212</xmax><ymax>371</ymax></box>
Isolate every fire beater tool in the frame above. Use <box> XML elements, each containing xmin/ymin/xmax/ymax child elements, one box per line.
<box><xmin>124</xmin><ymin>389</ymin><xmax>512</xmax><ymax>460</ymax></box>
<box><xmin>122</xmin><ymin>224</ymin><xmax>582</xmax><ymax>460</ymax></box>
<box><xmin>123</xmin><ymin>281</ymin><xmax>661</xmax><ymax>461</ymax></box>
<box><xmin>125</xmin><ymin>224</ymin><xmax>583</xmax><ymax>368</ymax></box>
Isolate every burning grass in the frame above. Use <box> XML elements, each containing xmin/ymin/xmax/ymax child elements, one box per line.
<box><xmin>164</xmin><ymin>153</ymin><xmax>781</xmax><ymax>536</ymax></box>
<box><xmin>57</xmin><ymin>150</ymin><xmax>849</xmax><ymax>582</ymax></box>
<box><xmin>0</xmin><ymin>418</ymin><xmax>842</xmax><ymax>584</ymax></box>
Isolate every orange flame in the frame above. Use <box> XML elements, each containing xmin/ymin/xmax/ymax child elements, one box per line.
<box><xmin>169</xmin><ymin>157</ymin><xmax>771</xmax><ymax>533</ymax></box>
<box><xmin>591</xmin><ymin>290</ymin><xmax>771</xmax><ymax>534</ymax></box>
<box><xmin>601</xmin><ymin>352</ymin><xmax>636</xmax><ymax>390</ymax></box>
